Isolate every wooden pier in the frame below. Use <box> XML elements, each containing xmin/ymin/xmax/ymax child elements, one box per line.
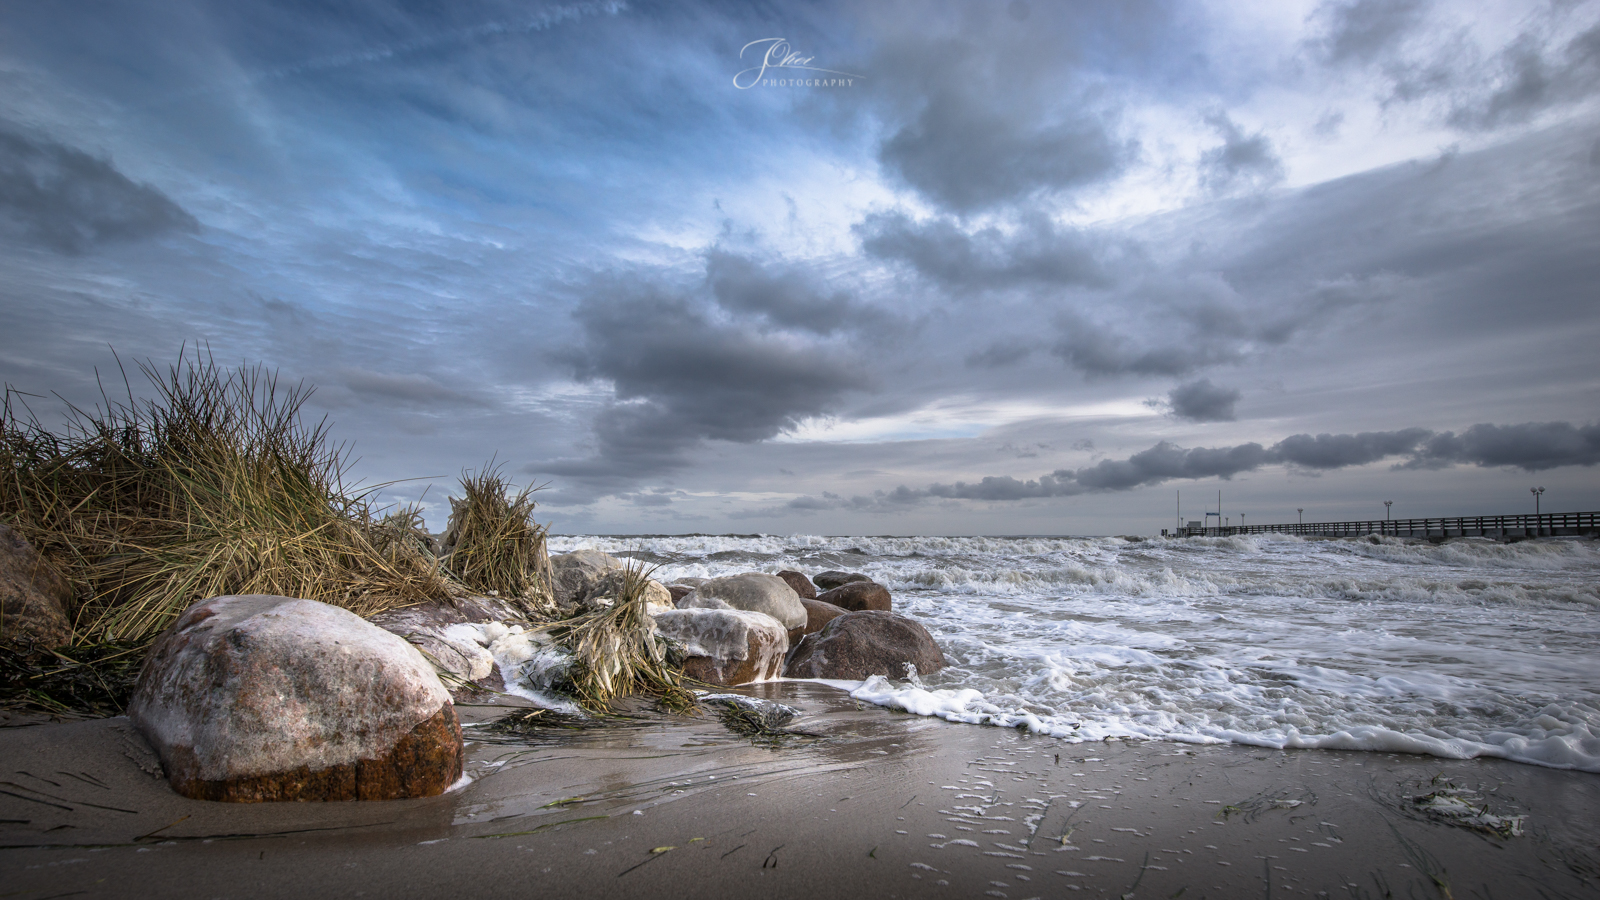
<box><xmin>1162</xmin><ymin>511</ymin><xmax>1600</xmax><ymax>540</ymax></box>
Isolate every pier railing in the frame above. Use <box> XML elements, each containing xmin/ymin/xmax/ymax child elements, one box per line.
<box><xmin>1162</xmin><ymin>511</ymin><xmax>1600</xmax><ymax>539</ymax></box>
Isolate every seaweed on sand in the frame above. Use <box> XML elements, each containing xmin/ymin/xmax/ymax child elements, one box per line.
<box><xmin>0</xmin><ymin>350</ymin><xmax>453</xmax><ymax>646</ymax></box>
<box><xmin>0</xmin><ymin>639</ymin><xmax>144</xmax><ymax>718</ymax></box>
<box><xmin>700</xmin><ymin>694</ymin><xmax>811</xmax><ymax>743</ymax></box>
<box><xmin>483</xmin><ymin>706</ymin><xmax>603</xmax><ymax>734</ymax></box>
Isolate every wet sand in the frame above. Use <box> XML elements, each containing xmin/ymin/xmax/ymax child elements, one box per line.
<box><xmin>3</xmin><ymin>682</ymin><xmax>1598</xmax><ymax>899</ymax></box>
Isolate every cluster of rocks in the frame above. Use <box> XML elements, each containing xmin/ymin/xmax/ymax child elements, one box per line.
<box><xmin>364</xmin><ymin>549</ymin><xmax>946</xmax><ymax>692</ymax></box>
<box><xmin>3</xmin><ymin>534</ymin><xmax>946</xmax><ymax>806</ymax></box>
<box><xmin>654</xmin><ymin>562</ymin><xmax>944</xmax><ymax>686</ymax></box>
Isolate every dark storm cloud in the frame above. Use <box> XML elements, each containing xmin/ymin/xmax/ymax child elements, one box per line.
<box><xmin>0</xmin><ymin>125</ymin><xmax>197</xmax><ymax>254</ymax></box>
<box><xmin>856</xmin><ymin>6</ymin><xmax>1149</xmax><ymax>214</ymax></box>
<box><xmin>1051</xmin><ymin>314</ymin><xmax>1234</xmax><ymax>378</ymax></box>
<box><xmin>1199</xmin><ymin>112</ymin><xmax>1284</xmax><ymax>195</ymax></box>
<box><xmin>1404</xmin><ymin>422</ymin><xmax>1600</xmax><ymax>471</ymax></box>
<box><xmin>856</xmin><ymin>210</ymin><xmax>1110</xmax><ymax>289</ymax></box>
<box><xmin>705</xmin><ymin>249</ymin><xmax>868</xmax><ymax>335</ymax></box>
<box><xmin>829</xmin><ymin>420</ymin><xmax>1599</xmax><ymax>510</ymax></box>
<box><xmin>1309</xmin><ymin>0</ymin><xmax>1429</xmax><ymax>65</ymax></box>
<box><xmin>1162</xmin><ymin>378</ymin><xmax>1241</xmax><ymax>422</ymax></box>
<box><xmin>1272</xmin><ymin>428</ymin><xmax>1432</xmax><ymax>469</ymax></box>
<box><xmin>878</xmin><ymin>93</ymin><xmax>1125</xmax><ymax>213</ymax></box>
<box><xmin>533</xmin><ymin>268</ymin><xmax>870</xmax><ymax>503</ymax></box>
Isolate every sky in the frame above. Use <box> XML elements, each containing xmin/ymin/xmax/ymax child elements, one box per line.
<box><xmin>1</xmin><ymin>0</ymin><xmax>1598</xmax><ymax>536</ymax></box>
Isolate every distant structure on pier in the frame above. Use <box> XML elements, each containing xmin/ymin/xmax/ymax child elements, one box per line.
<box><xmin>1164</xmin><ymin>511</ymin><xmax>1599</xmax><ymax>540</ymax></box>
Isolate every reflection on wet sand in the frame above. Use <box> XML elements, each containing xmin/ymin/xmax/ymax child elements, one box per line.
<box><xmin>2</xmin><ymin>681</ymin><xmax>1598</xmax><ymax>899</ymax></box>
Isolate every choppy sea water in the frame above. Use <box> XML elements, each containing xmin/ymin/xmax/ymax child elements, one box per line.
<box><xmin>546</xmin><ymin>533</ymin><xmax>1600</xmax><ymax>772</ymax></box>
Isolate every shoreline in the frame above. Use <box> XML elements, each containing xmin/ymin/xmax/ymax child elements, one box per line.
<box><xmin>4</xmin><ymin>682</ymin><xmax>1597</xmax><ymax>898</ymax></box>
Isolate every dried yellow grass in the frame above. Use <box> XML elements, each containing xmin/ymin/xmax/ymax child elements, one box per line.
<box><xmin>0</xmin><ymin>351</ymin><xmax>453</xmax><ymax>644</ymax></box>
<box><xmin>439</xmin><ymin>463</ymin><xmax>554</xmax><ymax>615</ymax></box>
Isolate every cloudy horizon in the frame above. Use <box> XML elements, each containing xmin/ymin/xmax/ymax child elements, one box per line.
<box><xmin>2</xmin><ymin>0</ymin><xmax>1597</xmax><ymax>535</ymax></box>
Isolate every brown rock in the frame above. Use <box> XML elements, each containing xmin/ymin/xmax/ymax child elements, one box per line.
<box><xmin>0</xmin><ymin>523</ymin><xmax>74</xmax><ymax>647</ymax></box>
<box><xmin>129</xmin><ymin>595</ymin><xmax>462</xmax><ymax>803</ymax></box>
<box><xmin>666</xmin><ymin>584</ymin><xmax>694</xmax><ymax>604</ymax></box>
<box><xmin>812</xmin><ymin>570</ymin><xmax>871</xmax><ymax>591</ymax></box>
<box><xmin>815</xmin><ymin>580</ymin><xmax>892</xmax><ymax>612</ymax></box>
<box><xmin>784</xmin><ymin>610</ymin><xmax>945</xmax><ymax>680</ymax></box>
<box><xmin>775</xmin><ymin>570</ymin><xmax>816</xmax><ymax>600</ymax></box>
<box><xmin>799</xmin><ymin>597</ymin><xmax>849</xmax><ymax>635</ymax></box>
<box><xmin>167</xmin><ymin>705</ymin><xmax>463</xmax><ymax>802</ymax></box>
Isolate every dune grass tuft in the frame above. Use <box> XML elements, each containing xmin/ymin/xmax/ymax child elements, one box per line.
<box><xmin>439</xmin><ymin>464</ymin><xmax>554</xmax><ymax>614</ymax></box>
<box><xmin>0</xmin><ymin>351</ymin><xmax>453</xmax><ymax>645</ymax></box>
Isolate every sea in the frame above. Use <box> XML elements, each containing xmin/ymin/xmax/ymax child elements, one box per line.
<box><xmin>546</xmin><ymin>532</ymin><xmax>1600</xmax><ymax>773</ymax></box>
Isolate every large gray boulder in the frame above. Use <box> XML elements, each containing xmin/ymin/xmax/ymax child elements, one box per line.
<box><xmin>0</xmin><ymin>523</ymin><xmax>74</xmax><ymax>647</ymax></box>
<box><xmin>784</xmin><ymin>610</ymin><xmax>946</xmax><ymax>681</ymax></box>
<box><xmin>548</xmin><ymin>549</ymin><xmax>626</xmax><ymax>608</ymax></box>
<box><xmin>680</xmin><ymin>573</ymin><xmax>805</xmax><ymax>629</ymax></box>
<box><xmin>653</xmin><ymin>608</ymin><xmax>788</xmax><ymax>686</ymax></box>
<box><xmin>128</xmin><ymin>595</ymin><xmax>462</xmax><ymax>802</ymax></box>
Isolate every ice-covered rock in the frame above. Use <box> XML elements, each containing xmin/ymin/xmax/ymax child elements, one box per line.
<box><xmin>653</xmin><ymin>608</ymin><xmax>788</xmax><ymax>686</ymax></box>
<box><xmin>441</xmin><ymin>621</ymin><xmax>580</xmax><ymax>712</ymax></box>
<box><xmin>676</xmin><ymin>592</ymin><xmax>733</xmax><ymax>610</ymax></box>
<box><xmin>128</xmin><ymin>595</ymin><xmax>461</xmax><ymax>802</ymax></box>
<box><xmin>679</xmin><ymin>573</ymin><xmax>805</xmax><ymax>629</ymax></box>
<box><xmin>368</xmin><ymin>594</ymin><xmax>525</xmax><ymax>687</ymax></box>
<box><xmin>784</xmin><ymin>610</ymin><xmax>945</xmax><ymax>681</ymax></box>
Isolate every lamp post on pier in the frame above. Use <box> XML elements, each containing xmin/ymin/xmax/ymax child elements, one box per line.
<box><xmin>1384</xmin><ymin>500</ymin><xmax>1393</xmax><ymax>535</ymax></box>
<box><xmin>1532</xmin><ymin>486</ymin><xmax>1544</xmax><ymax>536</ymax></box>
<box><xmin>1297</xmin><ymin>508</ymin><xmax>1303</xmax><ymax>526</ymax></box>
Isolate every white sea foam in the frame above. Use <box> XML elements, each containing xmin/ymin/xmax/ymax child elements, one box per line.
<box><xmin>550</xmin><ymin>532</ymin><xmax>1600</xmax><ymax>771</ymax></box>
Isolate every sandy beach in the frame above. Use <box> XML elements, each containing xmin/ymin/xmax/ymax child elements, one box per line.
<box><xmin>3</xmin><ymin>681</ymin><xmax>1597</xmax><ymax>899</ymax></box>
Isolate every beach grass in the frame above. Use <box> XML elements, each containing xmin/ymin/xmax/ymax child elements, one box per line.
<box><xmin>438</xmin><ymin>463</ymin><xmax>554</xmax><ymax>615</ymax></box>
<box><xmin>0</xmin><ymin>350</ymin><xmax>453</xmax><ymax>646</ymax></box>
<box><xmin>0</xmin><ymin>352</ymin><xmax>698</xmax><ymax>721</ymax></box>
